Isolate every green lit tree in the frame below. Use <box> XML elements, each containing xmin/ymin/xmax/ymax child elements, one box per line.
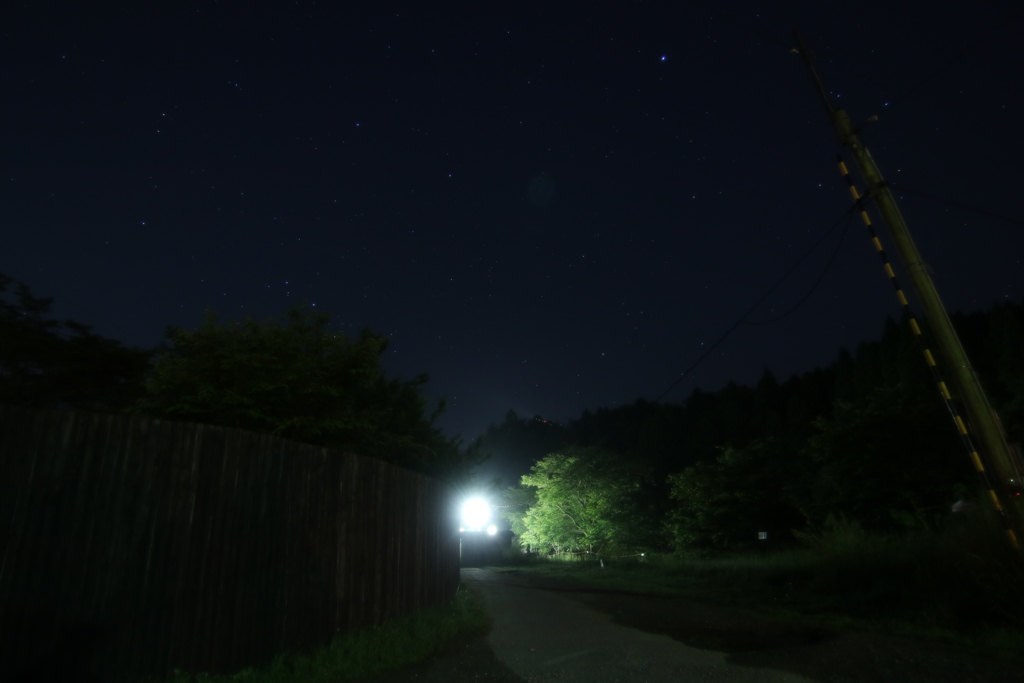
<box><xmin>498</xmin><ymin>483</ymin><xmax>538</xmax><ymax>538</ymax></box>
<box><xmin>512</xmin><ymin>447</ymin><xmax>651</xmax><ymax>556</ymax></box>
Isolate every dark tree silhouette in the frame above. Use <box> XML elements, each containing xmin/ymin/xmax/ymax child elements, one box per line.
<box><xmin>132</xmin><ymin>305</ymin><xmax>475</xmax><ymax>477</ymax></box>
<box><xmin>0</xmin><ymin>273</ymin><xmax>150</xmax><ymax>412</ymax></box>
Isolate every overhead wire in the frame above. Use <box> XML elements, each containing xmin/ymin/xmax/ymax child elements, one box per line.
<box><xmin>647</xmin><ymin>5</ymin><xmax>1015</xmax><ymax>403</ymax></box>
<box><xmin>837</xmin><ymin>155</ymin><xmax>1023</xmax><ymax>550</ymax></box>
<box><xmin>888</xmin><ymin>182</ymin><xmax>1024</xmax><ymax>229</ymax></box>
<box><xmin>651</xmin><ymin>7</ymin><xmax>1018</xmax><ymax>404</ymax></box>
<box><xmin>679</xmin><ymin>0</ymin><xmax>794</xmax><ymax>51</ymax></box>
<box><xmin>873</xmin><ymin>32</ymin><xmax>991</xmax><ymax>119</ymax></box>
<box><xmin>653</xmin><ymin>206</ymin><xmax>854</xmax><ymax>403</ymax></box>
<box><xmin>742</xmin><ymin>215</ymin><xmax>852</xmax><ymax>325</ymax></box>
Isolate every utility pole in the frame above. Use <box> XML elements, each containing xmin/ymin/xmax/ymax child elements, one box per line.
<box><xmin>793</xmin><ymin>30</ymin><xmax>1024</xmax><ymax>553</ymax></box>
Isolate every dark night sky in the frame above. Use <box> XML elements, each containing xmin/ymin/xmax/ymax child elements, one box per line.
<box><xmin>3</xmin><ymin>1</ymin><xmax>1023</xmax><ymax>446</ymax></box>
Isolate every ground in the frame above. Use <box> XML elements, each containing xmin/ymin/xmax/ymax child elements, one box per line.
<box><xmin>357</xmin><ymin>568</ymin><xmax>1021</xmax><ymax>683</ymax></box>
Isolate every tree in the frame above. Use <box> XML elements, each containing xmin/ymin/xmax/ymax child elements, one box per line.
<box><xmin>498</xmin><ymin>483</ymin><xmax>538</xmax><ymax>538</ymax></box>
<box><xmin>966</xmin><ymin>302</ymin><xmax>1024</xmax><ymax>442</ymax></box>
<box><xmin>666</xmin><ymin>437</ymin><xmax>806</xmax><ymax>553</ymax></box>
<box><xmin>0</xmin><ymin>273</ymin><xmax>150</xmax><ymax>412</ymax></box>
<box><xmin>796</xmin><ymin>385</ymin><xmax>972</xmax><ymax>531</ymax></box>
<box><xmin>470</xmin><ymin>409</ymin><xmax>570</xmax><ymax>489</ymax></box>
<box><xmin>133</xmin><ymin>305</ymin><xmax>472</xmax><ymax>476</ymax></box>
<box><xmin>510</xmin><ymin>447</ymin><xmax>652</xmax><ymax>556</ymax></box>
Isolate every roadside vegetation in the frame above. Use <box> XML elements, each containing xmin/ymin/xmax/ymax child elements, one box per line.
<box><xmin>6</xmin><ymin>274</ymin><xmax>1024</xmax><ymax>672</ymax></box>
<box><xmin>472</xmin><ymin>301</ymin><xmax>1024</xmax><ymax>659</ymax></box>
<box><xmin>489</xmin><ymin>513</ymin><xmax>1024</xmax><ymax>660</ymax></box>
<box><xmin>0</xmin><ymin>272</ymin><xmax>485</xmax><ymax>480</ymax></box>
<box><xmin>138</xmin><ymin>583</ymin><xmax>489</xmax><ymax>683</ymax></box>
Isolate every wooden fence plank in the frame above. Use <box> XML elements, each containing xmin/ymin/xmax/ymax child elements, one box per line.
<box><xmin>0</xmin><ymin>405</ymin><xmax>458</xmax><ymax>681</ymax></box>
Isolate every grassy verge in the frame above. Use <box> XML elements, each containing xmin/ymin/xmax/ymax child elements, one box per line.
<box><xmin>141</xmin><ymin>583</ymin><xmax>489</xmax><ymax>683</ymax></box>
<box><xmin>492</xmin><ymin>518</ymin><xmax>1024</xmax><ymax>660</ymax></box>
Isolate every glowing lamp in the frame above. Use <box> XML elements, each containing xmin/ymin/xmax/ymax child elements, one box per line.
<box><xmin>461</xmin><ymin>498</ymin><xmax>490</xmax><ymax>531</ymax></box>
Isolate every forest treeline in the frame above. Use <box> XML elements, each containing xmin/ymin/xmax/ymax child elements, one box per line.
<box><xmin>0</xmin><ymin>273</ymin><xmax>479</xmax><ymax>479</ymax></box>
<box><xmin>484</xmin><ymin>303</ymin><xmax>1024</xmax><ymax>555</ymax></box>
<box><xmin>5</xmin><ymin>270</ymin><xmax>1024</xmax><ymax>553</ymax></box>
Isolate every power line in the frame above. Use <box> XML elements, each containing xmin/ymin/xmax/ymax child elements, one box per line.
<box><xmin>680</xmin><ymin>0</ymin><xmax>793</xmax><ymax>51</ymax></box>
<box><xmin>876</xmin><ymin>32</ymin><xmax>991</xmax><ymax>117</ymax></box>
<box><xmin>742</xmin><ymin>215</ymin><xmax>852</xmax><ymax>325</ymax></box>
<box><xmin>888</xmin><ymin>182</ymin><xmax>1024</xmax><ymax>229</ymax></box>
<box><xmin>654</xmin><ymin>207</ymin><xmax>853</xmax><ymax>403</ymax></box>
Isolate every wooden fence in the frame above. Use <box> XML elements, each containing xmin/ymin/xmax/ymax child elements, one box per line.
<box><xmin>0</xmin><ymin>405</ymin><xmax>460</xmax><ymax>682</ymax></box>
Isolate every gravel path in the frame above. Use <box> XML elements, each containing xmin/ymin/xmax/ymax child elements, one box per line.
<box><xmin>463</xmin><ymin>568</ymin><xmax>811</xmax><ymax>683</ymax></box>
<box><xmin>358</xmin><ymin>568</ymin><xmax>1020</xmax><ymax>683</ymax></box>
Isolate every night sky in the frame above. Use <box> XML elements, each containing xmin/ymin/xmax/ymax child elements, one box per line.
<box><xmin>4</xmin><ymin>1</ymin><xmax>1023</xmax><ymax>446</ymax></box>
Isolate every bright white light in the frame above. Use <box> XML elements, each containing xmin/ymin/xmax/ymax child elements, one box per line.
<box><xmin>486</xmin><ymin>524</ymin><xmax>498</xmax><ymax>536</ymax></box>
<box><xmin>461</xmin><ymin>498</ymin><xmax>490</xmax><ymax>531</ymax></box>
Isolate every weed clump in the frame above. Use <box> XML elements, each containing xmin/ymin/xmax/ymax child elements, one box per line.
<box><xmin>141</xmin><ymin>583</ymin><xmax>488</xmax><ymax>683</ymax></box>
<box><xmin>497</xmin><ymin>511</ymin><xmax>1024</xmax><ymax>659</ymax></box>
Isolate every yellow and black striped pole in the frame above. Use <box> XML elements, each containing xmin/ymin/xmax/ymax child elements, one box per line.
<box><xmin>795</xmin><ymin>30</ymin><xmax>1024</xmax><ymax>553</ymax></box>
<box><xmin>838</xmin><ymin>159</ymin><xmax>1019</xmax><ymax>549</ymax></box>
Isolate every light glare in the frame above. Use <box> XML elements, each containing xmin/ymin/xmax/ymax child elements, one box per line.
<box><xmin>461</xmin><ymin>498</ymin><xmax>490</xmax><ymax>531</ymax></box>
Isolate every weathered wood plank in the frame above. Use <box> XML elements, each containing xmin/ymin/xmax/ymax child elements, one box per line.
<box><xmin>0</xmin><ymin>405</ymin><xmax>459</xmax><ymax>681</ymax></box>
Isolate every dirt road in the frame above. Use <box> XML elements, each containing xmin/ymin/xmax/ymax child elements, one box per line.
<box><xmin>361</xmin><ymin>568</ymin><xmax>1019</xmax><ymax>682</ymax></box>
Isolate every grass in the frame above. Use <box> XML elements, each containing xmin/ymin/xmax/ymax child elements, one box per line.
<box><xmin>139</xmin><ymin>582</ymin><xmax>489</xmax><ymax>683</ymax></box>
<box><xmin>490</xmin><ymin>517</ymin><xmax>1024</xmax><ymax>660</ymax></box>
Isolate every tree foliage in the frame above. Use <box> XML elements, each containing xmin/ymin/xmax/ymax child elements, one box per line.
<box><xmin>497</xmin><ymin>483</ymin><xmax>538</xmax><ymax>538</ymax></box>
<box><xmin>665</xmin><ymin>386</ymin><xmax>977</xmax><ymax>552</ymax></box>
<box><xmin>496</xmin><ymin>304</ymin><xmax>1024</xmax><ymax>555</ymax></box>
<box><xmin>134</xmin><ymin>305</ymin><xmax>472</xmax><ymax>476</ymax></box>
<box><xmin>469</xmin><ymin>410</ymin><xmax>571</xmax><ymax>488</ymax></box>
<box><xmin>666</xmin><ymin>438</ymin><xmax>805</xmax><ymax>552</ymax></box>
<box><xmin>797</xmin><ymin>386</ymin><xmax>972</xmax><ymax>531</ymax></box>
<box><xmin>506</xmin><ymin>447</ymin><xmax>653</xmax><ymax>556</ymax></box>
<box><xmin>0</xmin><ymin>273</ymin><xmax>150</xmax><ymax>412</ymax></box>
